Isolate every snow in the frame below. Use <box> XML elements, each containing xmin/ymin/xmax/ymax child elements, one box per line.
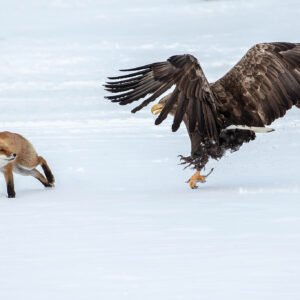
<box><xmin>0</xmin><ymin>0</ymin><xmax>300</xmax><ymax>299</ymax></box>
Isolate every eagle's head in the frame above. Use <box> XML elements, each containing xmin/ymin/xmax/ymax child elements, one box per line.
<box><xmin>151</xmin><ymin>94</ymin><xmax>177</xmax><ymax>117</ymax></box>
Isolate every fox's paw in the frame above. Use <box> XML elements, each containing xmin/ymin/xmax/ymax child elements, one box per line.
<box><xmin>44</xmin><ymin>182</ymin><xmax>55</xmax><ymax>188</ymax></box>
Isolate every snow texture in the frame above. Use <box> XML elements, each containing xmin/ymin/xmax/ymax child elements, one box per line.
<box><xmin>0</xmin><ymin>0</ymin><xmax>300</xmax><ymax>299</ymax></box>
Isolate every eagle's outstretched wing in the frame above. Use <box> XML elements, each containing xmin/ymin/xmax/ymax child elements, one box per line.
<box><xmin>105</xmin><ymin>55</ymin><xmax>220</xmax><ymax>142</ymax></box>
<box><xmin>212</xmin><ymin>42</ymin><xmax>300</xmax><ymax>127</ymax></box>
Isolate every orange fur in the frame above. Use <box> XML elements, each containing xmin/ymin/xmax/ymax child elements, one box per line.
<box><xmin>0</xmin><ymin>131</ymin><xmax>55</xmax><ymax>198</ymax></box>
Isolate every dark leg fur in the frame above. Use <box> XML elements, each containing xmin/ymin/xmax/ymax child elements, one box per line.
<box><xmin>38</xmin><ymin>156</ymin><xmax>55</xmax><ymax>185</ymax></box>
<box><xmin>32</xmin><ymin>169</ymin><xmax>53</xmax><ymax>187</ymax></box>
<box><xmin>7</xmin><ymin>181</ymin><xmax>16</xmax><ymax>198</ymax></box>
<box><xmin>3</xmin><ymin>166</ymin><xmax>16</xmax><ymax>198</ymax></box>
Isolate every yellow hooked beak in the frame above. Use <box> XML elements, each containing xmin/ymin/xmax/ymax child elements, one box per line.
<box><xmin>151</xmin><ymin>103</ymin><xmax>164</xmax><ymax>115</ymax></box>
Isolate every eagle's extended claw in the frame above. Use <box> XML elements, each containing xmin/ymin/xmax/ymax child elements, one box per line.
<box><xmin>179</xmin><ymin>155</ymin><xmax>195</xmax><ymax>169</ymax></box>
<box><xmin>186</xmin><ymin>168</ymin><xmax>214</xmax><ymax>189</ymax></box>
<box><xmin>187</xmin><ymin>171</ymin><xmax>206</xmax><ymax>189</ymax></box>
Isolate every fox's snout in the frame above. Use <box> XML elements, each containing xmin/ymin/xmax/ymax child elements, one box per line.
<box><xmin>8</xmin><ymin>153</ymin><xmax>17</xmax><ymax>160</ymax></box>
<box><xmin>0</xmin><ymin>147</ymin><xmax>17</xmax><ymax>161</ymax></box>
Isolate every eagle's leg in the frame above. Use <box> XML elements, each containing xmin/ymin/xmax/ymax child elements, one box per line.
<box><xmin>187</xmin><ymin>171</ymin><xmax>206</xmax><ymax>189</ymax></box>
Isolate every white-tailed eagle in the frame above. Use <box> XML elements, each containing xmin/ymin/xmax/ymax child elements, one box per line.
<box><xmin>105</xmin><ymin>42</ymin><xmax>300</xmax><ymax>188</ymax></box>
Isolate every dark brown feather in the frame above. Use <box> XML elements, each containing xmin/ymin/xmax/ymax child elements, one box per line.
<box><xmin>106</xmin><ymin>54</ymin><xmax>220</xmax><ymax>143</ymax></box>
<box><xmin>155</xmin><ymin>89</ymin><xmax>180</xmax><ymax>125</ymax></box>
<box><xmin>172</xmin><ymin>92</ymin><xmax>189</xmax><ymax>132</ymax></box>
<box><xmin>212</xmin><ymin>42</ymin><xmax>300</xmax><ymax>126</ymax></box>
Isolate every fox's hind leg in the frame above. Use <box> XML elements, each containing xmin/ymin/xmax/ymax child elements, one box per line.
<box><xmin>31</xmin><ymin>168</ymin><xmax>53</xmax><ymax>187</ymax></box>
<box><xmin>38</xmin><ymin>156</ymin><xmax>55</xmax><ymax>185</ymax></box>
<box><xmin>14</xmin><ymin>166</ymin><xmax>53</xmax><ymax>188</ymax></box>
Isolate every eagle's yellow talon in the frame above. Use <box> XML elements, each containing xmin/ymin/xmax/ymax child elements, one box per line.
<box><xmin>187</xmin><ymin>171</ymin><xmax>206</xmax><ymax>189</ymax></box>
<box><xmin>189</xmin><ymin>180</ymin><xmax>198</xmax><ymax>189</ymax></box>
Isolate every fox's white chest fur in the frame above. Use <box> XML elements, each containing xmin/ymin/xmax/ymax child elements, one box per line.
<box><xmin>0</xmin><ymin>155</ymin><xmax>14</xmax><ymax>169</ymax></box>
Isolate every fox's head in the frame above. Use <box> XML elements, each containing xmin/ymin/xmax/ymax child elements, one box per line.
<box><xmin>0</xmin><ymin>146</ymin><xmax>17</xmax><ymax>165</ymax></box>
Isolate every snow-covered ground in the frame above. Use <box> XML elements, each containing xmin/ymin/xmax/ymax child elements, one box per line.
<box><xmin>0</xmin><ymin>0</ymin><xmax>300</xmax><ymax>299</ymax></box>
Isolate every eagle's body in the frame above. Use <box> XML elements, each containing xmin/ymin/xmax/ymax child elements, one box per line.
<box><xmin>105</xmin><ymin>42</ymin><xmax>300</xmax><ymax>188</ymax></box>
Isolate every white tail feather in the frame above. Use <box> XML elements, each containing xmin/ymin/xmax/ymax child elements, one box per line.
<box><xmin>224</xmin><ymin>125</ymin><xmax>275</xmax><ymax>133</ymax></box>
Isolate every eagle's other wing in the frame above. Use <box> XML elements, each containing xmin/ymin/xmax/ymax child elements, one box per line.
<box><xmin>105</xmin><ymin>55</ymin><xmax>220</xmax><ymax>142</ymax></box>
<box><xmin>212</xmin><ymin>42</ymin><xmax>300</xmax><ymax>127</ymax></box>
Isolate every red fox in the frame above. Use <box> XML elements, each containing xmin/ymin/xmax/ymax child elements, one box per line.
<box><xmin>0</xmin><ymin>131</ymin><xmax>55</xmax><ymax>198</ymax></box>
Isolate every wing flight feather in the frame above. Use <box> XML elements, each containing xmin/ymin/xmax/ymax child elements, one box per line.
<box><xmin>105</xmin><ymin>54</ymin><xmax>220</xmax><ymax>142</ymax></box>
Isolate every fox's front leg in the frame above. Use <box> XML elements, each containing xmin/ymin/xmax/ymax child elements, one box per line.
<box><xmin>3</xmin><ymin>164</ymin><xmax>16</xmax><ymax>198</ymax></box>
